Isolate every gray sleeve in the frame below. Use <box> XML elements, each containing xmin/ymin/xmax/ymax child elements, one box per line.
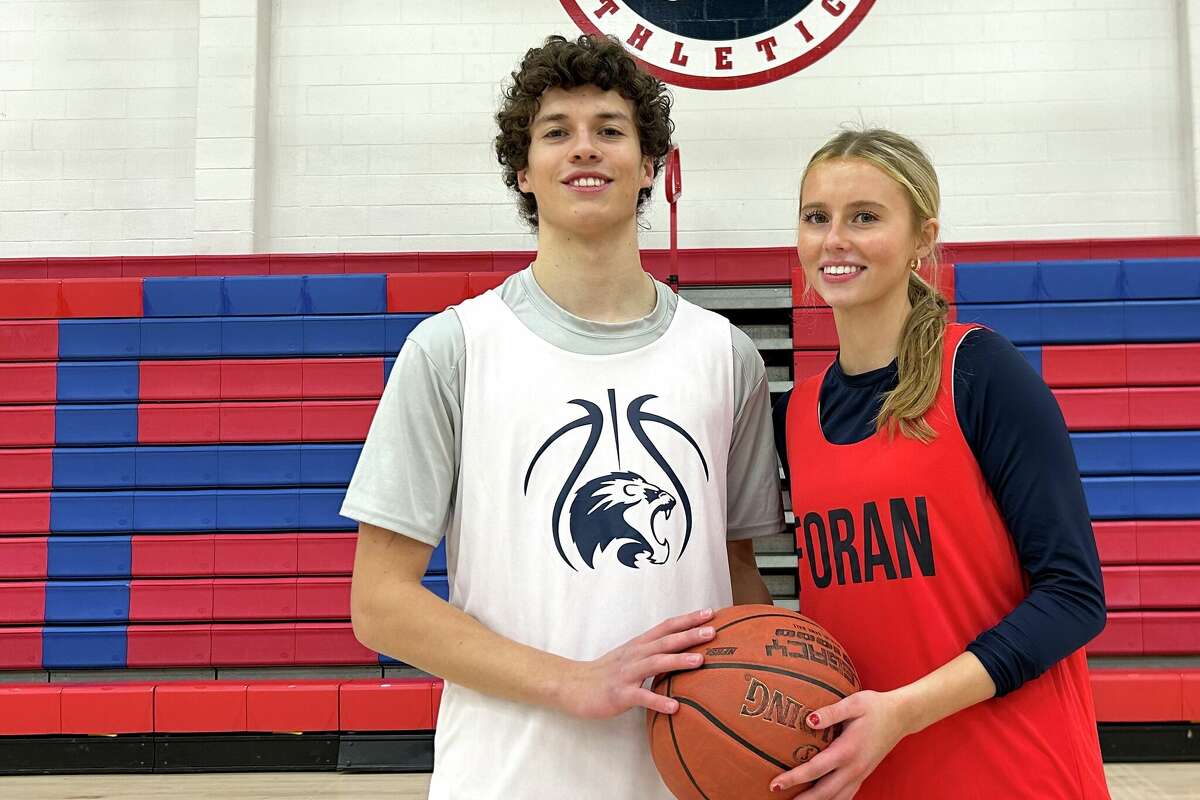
<box><xmin>726</xmin><ymin>326</ymin><xmax>786</xmax><ymax>540</ymax></box>
<box><xmin>339</xmin><ymin>310</ymin><xmax>464</xmax><ymax>546</ymax></box>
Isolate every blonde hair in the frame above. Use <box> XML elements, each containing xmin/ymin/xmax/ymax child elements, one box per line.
<box><xmin>801</xmin><ymin>129</ymin><xmax>947</xmax><ymax>442</ymax></box>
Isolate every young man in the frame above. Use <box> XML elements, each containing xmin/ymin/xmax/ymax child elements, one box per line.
<box><xmin>343</xmin><ymin>34</ymin><xmax>784</xmax><ymax>799</ymax></box>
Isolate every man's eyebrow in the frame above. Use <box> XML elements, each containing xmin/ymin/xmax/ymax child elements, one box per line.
<box><xmin>531</xmin><ymin>109</ymin><xmax>632</xmax><ymax>126</ymax></box>
<box><xmin>533</xmin><ymin>112</ymin><xmax>569</xmax><ymax>125</ymax></box>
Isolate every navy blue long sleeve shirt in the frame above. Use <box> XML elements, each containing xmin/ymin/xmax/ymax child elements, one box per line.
<box><xmin>773</xmin><ymin>327</ymin><xmax>1107</xmax><ymax>696</ymax></box>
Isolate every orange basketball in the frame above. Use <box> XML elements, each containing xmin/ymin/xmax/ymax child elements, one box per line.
<box><xmin>647</xmin><ymin>604</ymin><xmax>860</xmax><ymax>800</ymax></box>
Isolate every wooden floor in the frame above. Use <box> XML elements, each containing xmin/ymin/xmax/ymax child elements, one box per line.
<box><xmin>1</xmin><ymin>766</ymin><xmax>1197</xmax><ymax>799</ymax></box>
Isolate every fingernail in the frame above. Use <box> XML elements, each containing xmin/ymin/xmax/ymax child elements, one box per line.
<box><xmin>688</xmin><ymin>653</ymin><xmax>703</xmax><ymax>664</ymax></box>
<box><xmin>807</xmin><ymin>712</ymin><xmax>820</xmax><ymax>728</ymax></box>
<box><xmin>702</xmin><ymin>608</ymin><xmax>713</xmax><ymax>616</ymax></box>
<box><xmin>699</xmin><ymin>626</ymin><xmax>714</xmax><ymax>637</ymax></box>
<box><xmin>669</xmin><ymin>700</ymin><xmax>679</xmax><ymax>712</ymax></box>
<box><xmin>770</xmin><ymin>783</ymin><xmax>782</xmax><ymax>792</ymax></box>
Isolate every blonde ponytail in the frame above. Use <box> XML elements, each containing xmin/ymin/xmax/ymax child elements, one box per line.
<box><xmin>876</xmin><ymin>267</ymin><xmax>948</xmax><ymax>442</ymax></box>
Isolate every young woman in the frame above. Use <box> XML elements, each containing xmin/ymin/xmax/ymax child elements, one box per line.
<box><xmin>771</xmin><ymin>129</ymin><xmax>1109</xmax><ymax>799</ymax></box>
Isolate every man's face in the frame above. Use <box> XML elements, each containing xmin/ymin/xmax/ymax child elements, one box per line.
<box><xmin>518</xmin><ymin>85</ymin><xmax>655</xmax><ymax>237</ymax></box>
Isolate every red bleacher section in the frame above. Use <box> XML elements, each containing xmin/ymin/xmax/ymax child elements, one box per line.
<box><xmin>0</xmin><ymin>678</ymin><xmax>440</xmax><ymax>736</ymax></box>
<box><xmin>0</xmin><ymin>358</ymin><xmax>386</xmax><ymax>405</ymax></box>
<box><xmin>4</xmin><ymin>236</ymin><xmax>1200</xmax><ymax>282</ymax></box>
<box><xmin>1092</xmin><ymin>670</ymin><xmax>1200</xmax><ymax>723</ymax></box>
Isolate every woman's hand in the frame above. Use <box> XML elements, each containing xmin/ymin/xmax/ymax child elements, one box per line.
<box><xmin>772</xmin><ymin>651</ymin><xmax>996</xmax><ymax>797</ymax></box>
<box><xmin>558</xmin><ymin>607</ymin><xmax>716</xmax><ymax>719</ymax></box>
<box><xmin>770</xmin><ymin>689</ymin><xmax>913</xmax><ymax>799</ymax></box>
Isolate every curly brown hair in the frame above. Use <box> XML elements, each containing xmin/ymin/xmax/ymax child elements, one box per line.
<box><xmin>495</xmin><ymin>34</ymin><xmax>675</xmax><ymax>229</ymax></box>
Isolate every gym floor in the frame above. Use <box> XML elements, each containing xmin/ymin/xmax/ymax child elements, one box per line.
<box><xmin>1</xmin><ymin>765</ymin><xmax>1198</xmax><ymax>799</ymax></box>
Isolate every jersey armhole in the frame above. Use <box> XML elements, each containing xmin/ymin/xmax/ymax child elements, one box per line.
<box><xmin>943</xmin><ymin>324</ymin><xmax>984</xmax><ymax>447</ymax></box>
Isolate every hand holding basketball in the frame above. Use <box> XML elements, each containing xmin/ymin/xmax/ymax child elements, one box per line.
<box><xmin>559</xmin><ymin>608</ymin><xmax>717</xmax><ymax>719</ymax></box>
<box><xmin>646</xmin><ymin>605</ymin><xmax>861</xmax><ymax>800</ymax></box>
<box><xmin>770</xmin><ymin>689</ymin><xmax>910</xmax><ymax>800</ymax></box>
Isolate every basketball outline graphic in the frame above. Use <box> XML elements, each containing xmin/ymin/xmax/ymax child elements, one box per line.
<box><xmin>524</xmin><ymin>388</ymin><xmax>709</xmax><ymax>571</ymax></box>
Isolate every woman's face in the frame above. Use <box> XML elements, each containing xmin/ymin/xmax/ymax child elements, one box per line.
<box><xmin>797</xmin><ymin>157</ymin><xmax>934</xmax><ymax>312</ymax></box>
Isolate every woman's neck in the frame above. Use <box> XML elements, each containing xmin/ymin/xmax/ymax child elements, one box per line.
<box><xmin>832</xmin><ymin>289</ymin><xmax>912</xmax><ymax>375</ymax></box>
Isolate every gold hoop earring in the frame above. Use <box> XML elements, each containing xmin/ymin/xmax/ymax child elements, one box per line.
<box><xmin>909</xmin><ymin>257</ymin><xmax>920</xmax><ymax>271</ymax></box>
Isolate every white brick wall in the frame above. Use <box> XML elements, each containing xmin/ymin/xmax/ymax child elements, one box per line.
<box><xmin>267</xmin><ymin>0</ymin><xmax>1190</xmax><ymax>251</ymax></box>
<box><xmin>1187</xmin><ymin>0</ymin><xmax>1200</xmax><ymax>231</ymax></box>
<box><xmin>0</xmin><ymin>0</ymin><xmax>197</xmax><ymax>257</ymax></box>
<box><xmin>191</xmin><ymin>0</ymin><xmax>267</xmax><ymax>254</ymax></box>
<box><xmin>0</xmin><ymin>1</ymin><xmax>1192</xmax><ymax>256</ymax></box>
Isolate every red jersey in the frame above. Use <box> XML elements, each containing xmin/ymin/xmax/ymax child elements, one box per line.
<box><xmin>785</xmin><ymin>323</ymin><xmax>1108</xmax><ymax>799</ymax></box>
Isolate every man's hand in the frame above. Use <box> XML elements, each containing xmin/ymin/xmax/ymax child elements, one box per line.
<box><xmin>559</xmin><ymin>608</ymin><xmax>716</xmax><ymax>718</ymax></box>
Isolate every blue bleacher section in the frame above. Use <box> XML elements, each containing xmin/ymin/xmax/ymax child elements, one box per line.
<box><xmin>954</xmin><ymin>258</ymin><xmax>1200</xmax><ymax>302</ymax></box>
<box><xmin>955</xmin><ymin>259</ymin><xmax>1200</xmax><ymax>344</ymax></box>
<box><xmin>144</xmin><ymin>274</ymin><xmax>388</xmax><ymax>316</ymax></box>
<box><xmin>1072</xmin><ymin>432</ymin><xmax>1200</xmax><ymax>475</ymax></box>
<box><xmin>51</xmin><ymin>444</ymin><xmax>363</xmax><ymax>488</ymax></box>
<box><xmin>955</xmin><ymin>301</ymin><xmax>1200</xmax><ymax>344</ymax></box>
<box><xmin>58</xmin><ymin>314</ymin><xmax>425</xmax><ymax>359</ymax></box>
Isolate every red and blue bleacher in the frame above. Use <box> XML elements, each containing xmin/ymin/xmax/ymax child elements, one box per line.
<box><xmin>0</xmin><ymin>270</ymin><xmax>458</xmax><ymax>674</ymax></box>
<box><xmin>0</xmin><ymin>240</ymin><xmax>1197</xmax><ymax>771</ymax></box>
<box><xmin>0</xmin><ymin>257</ymin><xmax>486</xmax><ymax>771</ymax></box>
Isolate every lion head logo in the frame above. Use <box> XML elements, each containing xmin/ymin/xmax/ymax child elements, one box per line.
<box><xmin>524</xmin><ymin>389</ymin><xmax>708</xmax><ymax>571</ymax></box>
<box><xmin>570</xmin><ymin>471</ymin><xmax>678</xmax><ymax>568</ymax></box>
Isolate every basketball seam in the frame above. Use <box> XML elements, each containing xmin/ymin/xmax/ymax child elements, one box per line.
<box><xmin>673</xmin><ymin>696</ymin><xmax>792</xmax><ymax>772</ymax></box>
<box><xmin>691</xmin><ymin>662</ymin><xmax>852</xmax><ymax>699</ymax></box>
<box><xmin>665</xmin><ymin>673</ymin><xmax>714</xmax><ymax>800</ymax></box>
<box><xmin>713</xmin><ymin>613</ymin><xmax>803</xmax><ymax>634</ymax></box>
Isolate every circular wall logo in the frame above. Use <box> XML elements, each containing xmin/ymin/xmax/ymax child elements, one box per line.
<box><xmin>560</xmin><ymin>0</ymin><xmax>875</xmax><ymax>90</ymax></box>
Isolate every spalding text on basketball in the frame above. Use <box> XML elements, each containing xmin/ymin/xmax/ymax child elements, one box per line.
<box><xmin>766</xmin><ymin>627</ymin><xmax>859</xmax><ymax>687</ymax></box>
<box><xmin>798</xmin><ymin>497</ymin><xmax>937</xmax><ymax>588</ymax></box>
<box><xmin>739</xmin><ymin>675</ymin><xmax>820</xmax><ymax>735</ymax></box>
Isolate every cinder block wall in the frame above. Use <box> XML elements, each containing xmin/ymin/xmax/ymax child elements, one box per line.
<box><xmin>0</xmin><ymin>0</ymin><xmax>1189</xmax><ymax>256</ymax></box>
